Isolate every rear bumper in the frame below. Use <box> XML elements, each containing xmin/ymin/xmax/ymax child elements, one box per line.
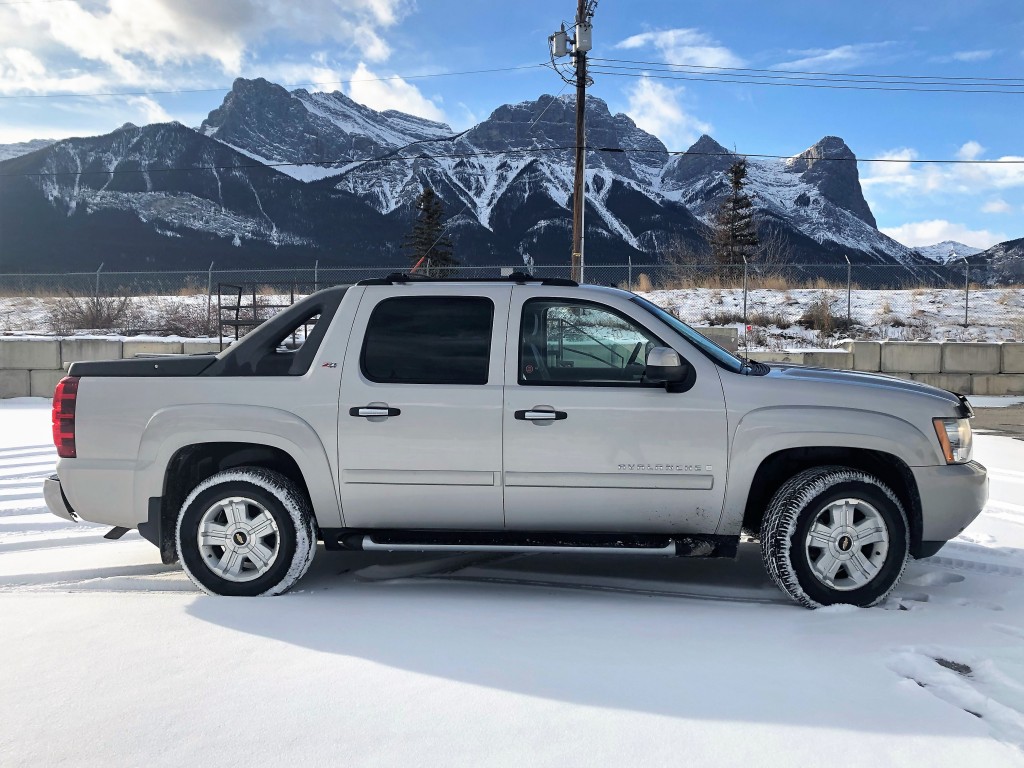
<box><xmin>913</xmin><ymin>460</ymin><xmax>988</xmax><ymax>545</ymax></box>
<box><xmin>43</xmin><ymin>474</ymin><xmax>78</xmax><ymax>523</ymax></box>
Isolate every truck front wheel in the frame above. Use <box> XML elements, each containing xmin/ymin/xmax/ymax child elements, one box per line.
<box><xmin>176</xmin><ymin>467</ymin><xmax>316</xmax><ymax>596</ymax></box>
<box><xmin>761</xmin><ymin>466</ymin><xmax>909</xmax><ymax>609</ymax></box>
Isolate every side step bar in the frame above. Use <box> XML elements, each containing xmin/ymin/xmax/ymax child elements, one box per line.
<box><xmin>320</xmin><ymin>529</ymin><xmax>737</xmax><ymax>559</ymax></box>
<box><xmin>361</xmin><ymin>538</ymin><xmax>677</xmax><ymax>557</ymax></box>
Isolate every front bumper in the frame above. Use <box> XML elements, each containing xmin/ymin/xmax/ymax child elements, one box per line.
<box><xmin>913</xmin><ymin>460</ymin><xmax>988</xmax><ymax>546</ymax></box>
<box><xmin>43</xmin><ymin>474</ymin><xmax>78</xmax><ymax>523</ymax></box>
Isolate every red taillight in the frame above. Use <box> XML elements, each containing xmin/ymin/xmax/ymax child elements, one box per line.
<box><xmin>52</xmin><ymin>376</ymin><xmax>79</xmax><ymax>459</ymax></box>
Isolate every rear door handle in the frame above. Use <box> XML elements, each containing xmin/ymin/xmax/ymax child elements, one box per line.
<box><xmin>350</xmin><ymin>406</ymin><xmax>401</xmax><ymax>418</ymax></box>
<box><xmin>515</xmin><ymin>409</ymin><xmax>567</xmax><ymax>421</ymax></box>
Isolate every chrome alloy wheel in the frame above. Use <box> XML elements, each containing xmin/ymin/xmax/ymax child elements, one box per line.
<box><xmin>197</xmin><ymin>496</ymin><xmax>280</xmax><ymax>582</ymax></box>
<box><xmin>804</xmin><ymin>498</ymin><xmax>890</xmax><ymax>592</ymax></box>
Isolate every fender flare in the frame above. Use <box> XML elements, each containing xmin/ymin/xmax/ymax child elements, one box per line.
<box><xmin>717</xmin><ymin>406</ymin><xmax>935</xmax><ymax>536</ymax></box>
<box><xmin>134</xmin><ymin>404</ymin><xmax>343</xmax><ymax>529</ymax></box>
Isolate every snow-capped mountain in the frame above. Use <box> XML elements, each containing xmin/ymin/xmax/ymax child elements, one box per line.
<box><xmin>914</xmin><ymin>241</ymin><xmax>984</xmax><ymax>263</ymax></box>
<box><xmin>0</xmin><ymin>77</ymin><xmax>1002</xmax><ymax>275</ymax></box>
<box><xmin>0</xmin><ymin>138</ymin><xmax>55</xmax><ymax>162</ymax></box>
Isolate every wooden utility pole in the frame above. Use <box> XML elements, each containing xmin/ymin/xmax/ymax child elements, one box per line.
<box><xmin>570</xmin><ymin>0</ymin><xmax>589</xmax><ymax>283</ymax></box>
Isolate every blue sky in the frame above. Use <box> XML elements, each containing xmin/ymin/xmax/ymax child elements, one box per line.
<box><xmin>1</xmin><ymin>0</ymin><xmax>1022</xmax><ymax>248</ymax></box>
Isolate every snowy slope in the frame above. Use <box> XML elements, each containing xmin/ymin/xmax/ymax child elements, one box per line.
<box><xmin>3</xmin><ymin>399</ymin><xmax>1024</xmax><ymax>766</ymax></box>
<box><xmin>917</xmin><ymin>241</ymin><xmax>985</xmax><ymax>263</ymax></box>
<box><xmin>0</xmin><ymin>138</ymin><xmax>54</xmax><ymax>162</ymax></box>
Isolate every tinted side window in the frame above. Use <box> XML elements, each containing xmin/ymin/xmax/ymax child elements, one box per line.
<box><xmin>362</xmin><ymin>296</ymin><xmax>494</xmax><ymax>385</ymax></box>
<box><xmin>520</xmin><ymin>299</ymin><xmax>660</xmax><ymax>385</ymax></box>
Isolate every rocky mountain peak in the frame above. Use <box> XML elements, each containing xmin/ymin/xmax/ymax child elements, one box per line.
<box><xmin>786</xmin><ymin>136</ymin><xmax>875</xmax><ymax>227</ymax></box>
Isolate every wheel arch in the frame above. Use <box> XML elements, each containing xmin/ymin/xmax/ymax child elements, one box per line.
<box><xmin>135</xmin><ymin>405</ymin><xmax>343</xmax><ymax>562</ymax></box>
<box><xmin>739</xmin><ymin>446</ymin><xmax>923</xmax><ymax>557</ymax></box>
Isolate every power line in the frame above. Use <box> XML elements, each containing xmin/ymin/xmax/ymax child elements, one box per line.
<box><xmin>588</xmin><ymin>67</ymin><xmax>1024</xmax><ymax>95</ymax></box>
<box><xmin>591</xmin><ymin>60</ymin><xmax>1024</xmax><ymax>89</ymax></box>
<box><xmin>3</xmin><ymin>144</ymin><xmax>1022</xmax><ymax>179</ymax></box>
<box><xmin>591</xmin><ymin>55</ymin><xmax>1024</xmax><ymax>84</ymax></box>
<box><xmin>0</xmin><ymin>63</ymin><xmax>547</xmax><ymax>100</ymax></box>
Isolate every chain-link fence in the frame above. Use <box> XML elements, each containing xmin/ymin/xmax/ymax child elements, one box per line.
<box><xmin>1</xmin><ymin>262</ymin><xmax>1021</xmax><ymax>346</ymax></box>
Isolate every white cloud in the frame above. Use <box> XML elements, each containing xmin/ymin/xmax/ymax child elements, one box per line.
<box><xmin>953</xmin><ymin>50</ymin><xmax>995</xmax><ymax>62</ymax></box>
<box><xmin>622</xmin><ymin>76</ymin><xmax>711</xmax><ymax>149</ymax></box>
<box><xmin>881</xmin><ymin>220</ymin><xmax>1007</xmax><ymax>249</ymax></box>
<box><xmin>615</xmin><ymin>29</ymin><xmax>743</xmax><ymax>68</ymax></box>
<box><xmin>0</xmin><ymin>0</ymin><xmax>406</xmax><ymax>96</ymax></box>
<box><xmin>863</xmin><ymin>141</ymin><xmax>1024</xmax><ymax>196</ymax></box>
<box><xmin>982</xmin><ymin>198</ymin><xmax>1013</xmax><ymax>214</ymax></box>
<box><xmin>957</xmin><ymin>141</ymin><xmax>984</xmax><ymax>161</ymax></box>
<box><xmin>125</xmin><ymin>95</ymin><xmax>172</xmax><ymax>124</ymax></box>
<box><xmin>346</xmin><ymin>62</ymin><xmax>446</xmax><ymax>123</ymax></box>
<box><xmin>776</xmin><ymin>42</ymin><xmax>894</xmax><ymax>71</ymax></box>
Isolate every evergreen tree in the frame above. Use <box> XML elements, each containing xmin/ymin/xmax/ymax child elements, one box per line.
<box><xmin>711</xmin><ymin>159</ymin><xmax>759</xmax><ymax>267</ymax></box>
<box><xmin>402</xmin><ymin>187</ymin><xmax>458</xmax><ymax>276</ymax></box>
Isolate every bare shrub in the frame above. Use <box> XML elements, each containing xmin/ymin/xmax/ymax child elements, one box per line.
<box><xmin>47</xmin><ymin>294</ymin><xmax>141</xmax><ymax>334</ymax></box>
<box><xmin>749</xmin><ymin>310</ymin><xmax>792</xmax><ymax>329</ymax></box>
<box><xmin>144</xmin><ymin>297</ymin><xmax>214</xmax><ymax>337</ymax></box>
<box><xmin>798</xmin><ymin>292</ymin><xmax>856</xmax><ymax>335</ymax></box>
<box><xmin>635</xmin><ymin>273</ymin><xmax>653</xmax><ymax>293</ymax></box>
<box><xmin>702</xmin><ymin>308</ymin><xmax>745</xmax><ymax>325</ymax></box>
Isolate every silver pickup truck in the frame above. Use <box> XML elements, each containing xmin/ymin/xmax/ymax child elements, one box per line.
<box><xmin>44</xmin><ymin>274</ymin><xmax>988</xmax><ymax>607</ymax></box>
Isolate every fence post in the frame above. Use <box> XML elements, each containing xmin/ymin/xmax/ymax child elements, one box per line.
<box><xmin>741</xmin><ymin>255</ymin><xmax>749</xmax><ymax>358</ymax></box>
<box><xmin>95</xmin><ymin>262</ymin><xmax>104</xmax><ymax>300</ymax></box>
<box><xmin>845</xmin><ymin>254</ymin><xmax>852</xmax><ymax>329</ymax></box>
<box><xmin>314</xmin><ymin>260</ymin><xmax>319</xmax><ymax>292</ymax></box>
<box><xmin>963</xmin><ymin>257</ymin><xmax>970</xmax><ymax>328</ymax></box>
<box><xmin>206</xmin><ymin>261</ymin><xmax>215</xmax><ymax>334</ymax></box>
<box><xmin>627</xmin><ymin>255</ymin><xmax>632</xmax><ymax>292</ymax></box>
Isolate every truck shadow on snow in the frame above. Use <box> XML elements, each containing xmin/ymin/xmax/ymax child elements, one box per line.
<box><xmin>182</xmin><ymin>542</ymin><xmax>1014</xmax><ymax>738</ymax></box>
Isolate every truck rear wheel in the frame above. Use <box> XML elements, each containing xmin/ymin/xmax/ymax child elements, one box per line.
<box><xmin>761</xmin><ymin>466</ymin><xmax>909</xmax><ymax>609</ymax></box>
<box><xmin>176</xmin><ymin>467</ymin><xmax>316</xmax><ymax>596</ymax></box>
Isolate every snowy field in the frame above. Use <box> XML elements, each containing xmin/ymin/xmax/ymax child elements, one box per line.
<box><xmin>2</xmin><ymin>286</ymin><xmax>1023</xmax><ymax>349</ymax></box>
<box><xmin>2</xmin><ymin>398</ymin><xmax>1024</xmax><ymax>766</ymax></box>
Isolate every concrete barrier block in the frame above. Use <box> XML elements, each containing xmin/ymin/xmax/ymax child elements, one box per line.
<box><xmin>971</xmin><ymin>374</ymin><xmax>1024</xmax><ymax>396</ymax></box>
<box><xmin>1003</xmin><ymin>343</ymin><xmax>1024</xmax><ymax>374</ymax></box>
<box><xmin>182</xmin><ymin>340</ymin><xmax>223</xmax><ymax>355</ymax></box>
<box><xmin>61</xmin><ymin>338</ymin><xmax>123</xmax><ymax>366</ymax></box>
<box><xmin>0</xmin><ymin>339</ymin><xmax>61</xmax><ymax>370</ymax></box>
<box><xmin>30</xmin><ymin>369</ymin><xmax>66</xmax><ymax>398</ymax></box>
<box><xmin>695</xmin><ymin>327</ymin><xmax>738</xmax><ymax>353</ymax></box>
<box><xmin>941</xmin><ymin>342</ymin><xmax>1001</xmax><ymax>374</ymax></box>
<box><xmin>747</xmin><ymin>351</ymin><xmax>806</xmax><ymax>365</ymax></box>
<box><xmin>0</xmin><ymin>369</ymin><xmax>31</xmax><ymax>398</ymax></box>
<box><xmin>803</xmin><ymin>350</ymin><xmax>854</xmax><ymax>370</ymax></box>
<box><xmin>880</xmin><ymin>342</ymin><xmax>942</xmax><ymax>374</ymax></box>
<box><xmin>839</xmin><ymin>340</ymin><xmax>881</xmax><ymax>372</ymax></box>
<box><xmin>122</xmin><ymin>340</ymin><xmax>184</xmax><ymax>358</ymax></box>
<box><xmin>911</xmin><ymin>373</ymin><xmax>973</xmax><ymax>394</ymax></box>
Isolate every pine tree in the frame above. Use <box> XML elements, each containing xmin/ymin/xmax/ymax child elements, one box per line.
<box><xmin>711</xmin><ymin>159</ymin><xmax>759</xmax><ymax>267</ymax></box>
<box><xmin>402</xmin><ymin>187</ymin><xmax>458</xmax><ymax>276</ymax></box>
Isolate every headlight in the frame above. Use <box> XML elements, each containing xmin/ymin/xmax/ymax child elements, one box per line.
<box><xmin>933</xmin><ymin>417</ymin><xmax>973</xmax><ymax>464</ymax></box>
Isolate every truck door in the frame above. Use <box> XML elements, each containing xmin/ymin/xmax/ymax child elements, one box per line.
<box><xmin>502</xmin><ymin>287</ymin><xmax>729</xmax><ymax>533</ymax></box>
<box><xmin>337</xmin><ymin>284</ymin><xmax>511</xmax><ymax>530</ymax></box>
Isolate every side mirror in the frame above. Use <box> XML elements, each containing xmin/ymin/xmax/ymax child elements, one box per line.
<box><xmin>645</xmin><ymin>346</ymin><xmax>689</xmax><ymax>384</ymax></box>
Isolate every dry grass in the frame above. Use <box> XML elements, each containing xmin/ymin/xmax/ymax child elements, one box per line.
<box><xmin>748</xmin><ymin>310</ymin><xmax>792</xmax><ymax>329</ymax></box>
<box><xmin>701</xmin><ymin>308</ymin><xmax>745</xmax><ymax>326</ymax></box>
<box><xmin>635</xmin><ymin>273</ymin><xmax>653</xmax><ymax>293</ymax></box>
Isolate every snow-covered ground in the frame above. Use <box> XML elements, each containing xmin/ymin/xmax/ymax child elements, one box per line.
<box><xmin>2</xmin><ymin>398</ymin><xmax>1024</xmax><ymax>766</ymax></box>
<box><xmin>642</xmin><ymin>286</ymin><xmax>1024</xmax><ymax>347</ymax></box>
<box><xmin>4</xmin><ymin>287</ymin><xmax>1020</xmax><ymax>348</ymax></box>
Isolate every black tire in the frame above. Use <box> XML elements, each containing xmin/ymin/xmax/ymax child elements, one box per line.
<box><xmin>761</xmin><ymin>466</ymin><xmax>909</xmax><ymax>609</ymax></box>
<box><xmin>176</xmin><ymin>467</ymin><xmax>316</xmax><ymax>596</ymax></box>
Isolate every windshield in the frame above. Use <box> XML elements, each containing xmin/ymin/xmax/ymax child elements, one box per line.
<box><xmin>631</xmin><ymin>295</ymin><xmax>746</xmax><ymax>374</ymax></box>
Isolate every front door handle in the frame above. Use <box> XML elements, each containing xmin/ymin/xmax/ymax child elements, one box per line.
<box><xmin>350</xmin><ymin>406</ymin><xmax>401</xmax><ymax>418</ymax></box>
<box><xmin>515</xmin><ymin>408</ymin><xmax>567</xmax><ymax>421</ymax></box>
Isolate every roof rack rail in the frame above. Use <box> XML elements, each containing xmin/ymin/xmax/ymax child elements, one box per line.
<box><xmin>356</xmin><ymin>271</ymin><xmax>579</xmax><ymax>287</ymax></box>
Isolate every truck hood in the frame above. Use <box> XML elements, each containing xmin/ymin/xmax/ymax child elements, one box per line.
<box><xmin>764</xmin><ymin>365</ymin><xmax>965</xmax><ymax>410</ymax></box>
